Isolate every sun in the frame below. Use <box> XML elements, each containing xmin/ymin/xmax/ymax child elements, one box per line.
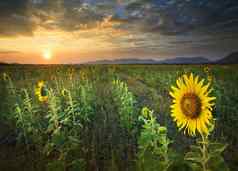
<box><xmin>42</xmin><ymin>49</ymin><xmax>52</xmax><ymax>60</ymax></box>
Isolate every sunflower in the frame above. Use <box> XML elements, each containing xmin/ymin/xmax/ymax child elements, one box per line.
<box><xmin>35</xmin><ymin>81</ymin><xmax>48</xmax><ymax>102</ymax></box>
<box><xmin>203</xmin><ymin>66</ymin><xmax>210</xmax><ymax>73</ymax></box>
<box><xmin>169</xmin><ymin>73</ymin><xmax>216</xmax><ymax>136</ymax></box>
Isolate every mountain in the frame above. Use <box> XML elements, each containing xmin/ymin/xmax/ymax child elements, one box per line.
<box><xmin>87</xmin><ymin>57</ymin><xmax>211</xmax><ymax>64</ymax></box>
<box><xmin>217</xmin><ymin>52</ymin><xmax>238</xmax><ymax>64</ymax></box>
<box><xmin>159</xmin><ymin>57</ymin><xmax>210</xmax><ymax>64</ymax></box>
<box><xmin>87</xmin><ymin>58</ymin><xmax>157</xmax><ymax>64</ymax></box>
<box><xmin>0</xmin><ymin>62</ymin><xmax>8</xmax><ymax>65</ymax></box>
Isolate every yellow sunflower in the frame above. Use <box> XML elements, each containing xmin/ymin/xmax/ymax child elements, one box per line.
<box><xmin>35</xmin><ymin>81</ymin><xmax>48</xmax><ymax>102</ymax></box>
<box><xmin>169</xmin><ymin>73</ymin><xmax>216</xmax><ymax>136</ymax></box>
<box><xmin>203</xmin><ymin>66</ymin><xmax>210</xmax><ymax>73</ymax></box>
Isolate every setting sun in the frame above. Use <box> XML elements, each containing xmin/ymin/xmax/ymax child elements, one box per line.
<box><xmin>42</xmin><ymin>49</ymin><xmax>52</xmax><ymax>60</ymax></box>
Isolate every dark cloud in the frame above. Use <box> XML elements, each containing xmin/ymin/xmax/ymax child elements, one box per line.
<box><xmin>0</xmin><ymin>0</ymin><xmax>237</xmax><ymax>59</ymax></box>
<box><xmin>59</xmin><ymin>3</ymin><xmax>104</xmax><ymax>31</ymax></box>
<box><xmin>0</xmin><ymin>0</ymin><xmax>28</xmax><ymax>16</ymax></box>
<box><xmin>144</xmin><ymin>0</ymin><xmax>238</xmax><ymax>35</ymax></box>
<box><xmin>1</xmin><ymin>0</ymin><xmax>238</xmax><ymax>36</ymax></box>
<box><xmin>107</xmin><ymin>0</ymin><xmax>238</xmax><ymax>36</ymax></box>
<box><xmin>0</xmin><ymin>14</ymin><xmax>36</xmax><ymax>37</ymax></box>
<box><xmin>0</xmin><ymin>0</ymin><xmax>37</xmax><ymax>37</ymax></box>
<box><xmin>59</xmin><ymin>0</ymin><xmax>120</xmax><ymax>31</ymax></box>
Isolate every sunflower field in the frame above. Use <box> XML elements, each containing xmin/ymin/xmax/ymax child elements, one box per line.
<box><xmin>0</xmin><ymin>64</ymin><xmax>237</xmax><ymax>171</ymax></box>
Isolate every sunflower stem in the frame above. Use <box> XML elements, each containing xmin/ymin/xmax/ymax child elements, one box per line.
<box><xmin>201</xmin><ymin>134</ymin><xmax>208</xmax><ymax>171</ymax></box>
<box><xmin>68</xmin><ymin>90</ymin><xmax>76</xmax><ymax>123</ymax></box>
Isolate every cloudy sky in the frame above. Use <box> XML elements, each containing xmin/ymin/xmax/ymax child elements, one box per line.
<box><xmin>0</xmin><ymin>0</ymin><xmax>238</xmax><ymax>64</ymax></box>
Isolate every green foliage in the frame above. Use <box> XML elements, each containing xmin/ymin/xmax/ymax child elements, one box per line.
<box><xmin>44</xmin><ymin>84</ymin><xmax>94</xmax><ymax>171</ymax></box>
<box><xmin>185</xmin><ymin>135</ymin><xmax>229</xmax><ymax>171</ymax></box>
<box><xmin>70</xmin><ymin>159</ymin><xmax>86</xmax><ymax>171</ymax></box>
<box><xmin>2</xmin><ymin>73</ymin><xmax>19</xmax><ymax>121</ymax></box>
<box><xmin>46</xmin><ymin>160</ymin><xmax>65</xmax><ymax>171</ymax></box>
<box><xmin>3</xmin><ymin>72</ymin><xmax>17</xmax><ymax>95</ymax></box>
<box><xmin>137</xmin><ymin>107</ymin><xmax>172</xmax><ymax>171</ymax></box>
<box><xmin>6</xmin><ymin>72</ymin><xmax>96</xmax><ymax>171</ymax></box>
<box><xmin>14</xmin><ymin>89</ymin><xmax>42</xmax><ymax>146</ymax></box>
<box><xmin>0</xmin><ymin>65</ymin><xmax>236</xmax><ymax>171</ymax></box>
<box><xmin>112</xmin><ymin>79</ymin><xmax>137</xmax><ymax>131</ymax></box>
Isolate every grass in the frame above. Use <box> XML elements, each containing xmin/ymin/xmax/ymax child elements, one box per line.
<box><xmin>0</xmin><ymin>64</ymin><xmax>237</xmax><ymax>171</ymax></box>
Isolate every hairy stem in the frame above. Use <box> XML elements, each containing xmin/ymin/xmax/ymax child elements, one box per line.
<box><xmin>201</xmin><ymin>134</ymin><xmax>208</xmax><ymax>171</ymax></box>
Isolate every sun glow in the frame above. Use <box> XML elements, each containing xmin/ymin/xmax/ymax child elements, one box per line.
<box><xmin>42</xmin><ymin>49</ymin><xmax>52</xmax><ymax>60</ymax></box>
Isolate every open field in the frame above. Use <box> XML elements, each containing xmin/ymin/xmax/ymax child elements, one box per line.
<box><xmin>0</xmin><ymin>64</ymin><xmax>237</xmax><ymax>171</ymax></box>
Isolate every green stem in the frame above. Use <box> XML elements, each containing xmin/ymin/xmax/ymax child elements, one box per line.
<box><xmin>17</xmin><ymin>105</ymin><xmax>29</xmax><ymax>150</ymax></box>
<box><xmin>201</xmin><ymin>134</ymin><xmax>208</xmax><ymax>171</ymax></box>
<box><xmin>68</xmin><ymin>90</ymin><xmax>76</xmax><ymax>123</ymax></box>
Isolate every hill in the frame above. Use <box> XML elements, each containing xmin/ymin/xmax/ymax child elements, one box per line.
<box><xmin>159</xmin><ymin>57</ymin><xmax>210</xmax><ymax>64</ymax></box>
<box><xmin>87</xmin><ymin>57</ymin><xmax>211</xmax><ymax>64</ymax></box>
<box><xmin>217</xmin><ymin>52</ymin><xmax>238</xmax><ymax>64</ymax></box>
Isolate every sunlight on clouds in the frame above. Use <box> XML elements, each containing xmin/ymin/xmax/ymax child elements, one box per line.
<box><xmin>0</xmin><ymin>16</ymin><xmax>131</xmax><ymax>63</ymax></box>
<box><xmin>0</xmin><ymin>0</ymin><xmax>237</xmax><ymax>64</ymax></box>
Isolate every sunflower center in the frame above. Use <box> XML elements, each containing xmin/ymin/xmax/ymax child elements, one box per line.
<box><xmin>40</xmin><ymin>86</ymin><xmax>48</xmax><ymax>97</ymax></box>
<box><xmin>181</xmin><ymin>93</ymin><xmax>201</xmax><ymax>118</ymax></box>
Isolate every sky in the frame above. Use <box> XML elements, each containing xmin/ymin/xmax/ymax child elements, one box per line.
<box><xmin>0</xmin><ymin>0</ymin><xmax>238</xmax><ymax>64</ymax></box>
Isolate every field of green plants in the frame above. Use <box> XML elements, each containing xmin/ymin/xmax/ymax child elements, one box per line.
<box><xmin>0</xmin><ymin>64</ymin><xmax>237</xmax><ymax>171</ymax></box>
